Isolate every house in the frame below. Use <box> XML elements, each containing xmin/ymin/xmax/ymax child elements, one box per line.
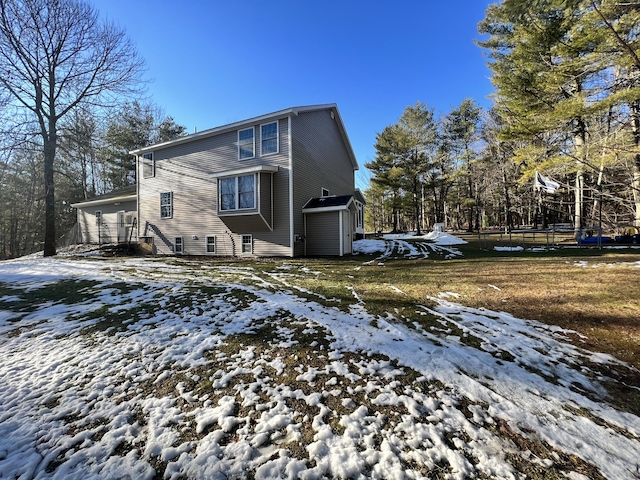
<box><xmin>129</xmin><ymin>104</ymin><xmax>364</xmax><ymax>257</ymax></box>
<box><xmin>70</xmin><ymin>186</ymin><xmax>137</xmax><ymax>244</ymax></box>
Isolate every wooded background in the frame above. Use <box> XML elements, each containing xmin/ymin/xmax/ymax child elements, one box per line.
<box><xmin>365</xmin><ymin>0</ymin><xmax>640</xmax><ymax>236</ymax></box>
<box><xmin>1</xmin><ymin>0</ymin><xmax>639</xmax><ymax>258</ymax></box>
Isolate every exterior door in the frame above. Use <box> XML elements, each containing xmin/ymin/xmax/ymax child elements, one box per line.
<box><xmin>117</xmin><ymin>210</ymin><xmax>126</xmax><ymax>242</ymax></box>
<box><xmin>342</xmin><ymin>210</ymin><xmax>352</xmax><ymax>255</ymax></box>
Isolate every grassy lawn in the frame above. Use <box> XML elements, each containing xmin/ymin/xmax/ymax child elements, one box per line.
<box><xmin>1</xmin><ymin>242</ymin><xmax>639</xmax><ymax>479</ymax></box>
<box><xmin>188</xmin><ymin>239</ymin><xmax>640</xmax><ymax>413</ymax></box>
<box><xmin>253</xmin><ymin>241</ymin><xmax>640</xmax><ymax>370</ymax></box>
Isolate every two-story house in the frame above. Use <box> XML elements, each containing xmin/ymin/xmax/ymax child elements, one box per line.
<box><xmin>129</xmin><ymin>104</ymin><xmax>364</xmax><ymax>257</ymax></box>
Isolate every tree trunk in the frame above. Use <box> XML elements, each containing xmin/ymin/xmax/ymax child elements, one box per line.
<box><xmin>502</xmin><ymin>166</ymin><xmax>513</xmax><ymax>233</ymax></box>
<box><xmin>631</xmin><ymin>101</ymin><xmax>640</xmax><ymax>227</ymax></box>
<box><xmin>573</xmin><ymin>118</ymin><xmax>587</xmax><ymax>239</ymax></box>
<box><xmin>467</xmin><ymin>174</ymin><xmax>474</xmax><ymax>232</ymax></box>
<box><xmin>414</xmin><ymin>182</ymin><xmax>421</xmax><ymax>235</ymax></box>
<box><xmin>43</xmin><ymin>114</ymin><xmax>57</xmax><ymax>256</ymax></box>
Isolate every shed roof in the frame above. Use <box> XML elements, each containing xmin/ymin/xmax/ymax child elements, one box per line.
<box><xmin>302</xmin><ymin>195</ymin><xmax>354</xmax><ymax>213</ymax></box>
<box><xmin>70</xmin><ymin>185</ymin><xmax>137</xmax><ymax>208</ymax></box>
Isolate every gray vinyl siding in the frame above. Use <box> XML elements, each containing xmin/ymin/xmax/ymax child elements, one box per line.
<box><xmin>259</xmin><ymin>171</ymin><xmax>273</xmax><ymax>229</ymax></box>
<box><xmin>305</xmin><ymin>211</ymin><xmax>340</xmax><ymax>256</ymax></box>
<box><xmin>76</xmin><ymin>200</ymin><xmax>136</xmax><ymax>244</ymax></box>
<box><xmin>138</xmin><ymin>118</ymin><xmax>290</xmax><ymax>256</ymax></box>
<box><xmin>291</xmin><ymin>109</ymin><xmax>356</xmax><ymax>257</ymax></box>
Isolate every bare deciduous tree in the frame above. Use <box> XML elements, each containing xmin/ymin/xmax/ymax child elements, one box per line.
<box><xmin>0</xmin><ymin>0</ymin><xmax>145</xmax><ymax>255</ymax></box>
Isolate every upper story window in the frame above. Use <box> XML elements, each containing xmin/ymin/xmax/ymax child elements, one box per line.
<box><xmin>142</xmin><ymin>152</ymin><xmax>154</xmax><ymax>178</ymax></box>
<box><xmin>238</xmin><ymin>127</ymin><xmax>255</xmax><ymax>159</ymax></box>
<box><xmin>219</xmin><ymin>174</ymin><xmax>255</xmax><ymax>211</ymax></box>
<box><xmin>261</xmin><ymin>122</ymin><xmax>278</xmax><ymax>155</ymax></box>
<box><xmin>160</xmin><ymin>192</ymin><xmax>173</xmax><ymax>219</ymax></box>
<box><xmin>355</xmin><ymin>201</ymin><xmax>364</xmax><ymax>229</ymax></box>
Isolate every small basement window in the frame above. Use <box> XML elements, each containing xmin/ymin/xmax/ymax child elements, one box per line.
<box><xmin>242</xmin><ymin>234</ymin><xmax>252</xmax><ymax>254</ymax></box>
<box><xmin>174</xmin><ymin>237</ymin><xmax>183</xmax><ymax>254</ymax></box>
<box><xmin>206</xmin><ymin>236</ymin><xmax>216</xmax><ymax>254</ymax></box>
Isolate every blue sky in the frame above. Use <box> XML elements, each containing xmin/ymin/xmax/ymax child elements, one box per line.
<box><xmin>92</xmin><ymin>1</ymin><xmax>496</xmax><ymax>189</ymax></box>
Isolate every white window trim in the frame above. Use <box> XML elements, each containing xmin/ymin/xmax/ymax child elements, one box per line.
<box><xmin>355</xmin><ymin>201</ymin><xmax>364</xmax><ymax>229</ymax></box>
<box><xmin>205</xmin><ymin>235</ymin><xmax>216</xmax><ymax>254</ymax></box>
<box><xmin>142</xmin><ymin>152</ymin><xmax>155</xmax><ymax>178</ymax></box>
<box><xmin>321</xmin><ymin>187</ymin><xmax>330</xmax><ymax>197</ymax></box>
<box><xmin>238</xmin><ymin>127</ymin><xmax>255</xmax><ymax>160</ymax></box>
<box><xmin>260</xmin><ymin>121</ymin><xmax>279</xmax><ymax>156</ymax></box>
<box><xmin>218</xmin><ymin>174</ymin><xmax>257</xmax><ymax>212</ymax></box>
<box><xmin>241</xmin><ymin>234</ymin><xmax>253</xmax><ymax>254</ymax></box>
<box><xmin>160</xmin><ymin>192</ymin><xmax>173</xmax><ymax>219</ymax></box>
<box><xmin>174</xmin><ymin>236</ymin><xmax>183</xmax><ymax>254</ymax></box>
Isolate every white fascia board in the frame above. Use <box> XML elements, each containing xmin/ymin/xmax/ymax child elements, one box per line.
<box><xmin>70</xmin><ymin>194</ymin><xmax>136</xmax><ymax>209</ymax></box>
<box><xmin>209</xmin><ymin>165</ymin><xmax>278</xmax><ymax>178</ymax></box>
<box><xmin>302</xmin><ymin>204</ymin><xmax>351</xmax><ymax>214</ymax></box>
<box><xmin>288</xmin><ymin>115</ymin><xmax>294</xmax><ymax>257</ymax></box>
<box><xmin>330</xmin><ymin>105</ymin><xmax>359</xmax><ymax>171</ymax></box>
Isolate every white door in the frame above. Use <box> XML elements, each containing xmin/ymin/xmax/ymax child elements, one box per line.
<box><xmin>117</xmin><ymin>210</ymin><xmax>126</xmax><ymax>242</ymax></box>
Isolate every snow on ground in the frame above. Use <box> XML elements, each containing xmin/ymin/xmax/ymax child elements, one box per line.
<box><xmin>1</xmin><ymin>254</ymin><xmax>640</xmax><ymax>479</ymax></box>
<box><xmin>354</xmin><ymin>231</ymin><xmax>466</xmax><ymax>260</ymax></box>
<box><xmin>493</xmin><ymin>246</ymin><xmax>524</xmax><ymax>252</ymax></box>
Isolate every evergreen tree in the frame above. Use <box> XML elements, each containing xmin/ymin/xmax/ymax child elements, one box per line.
<box><xmin>102</xmin><ymin>101</ymin><xmax>186</xmax><ymax>189</ymax></box>
<box><xmin>366</xmin><ymin>102</ymin><xmax>437</xmax><ymax>234</ymax></box>
<box><xmin>478</xmin><ymin>0</ymin><xmax>640</xmax><ymax>230</ymax></box>
<box><xmin>442</xmin><ymin>99</ymin><xmax>482</xmax><ymax>231</ymax></box>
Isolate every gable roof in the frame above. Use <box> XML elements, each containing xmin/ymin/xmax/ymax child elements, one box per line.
<box><xmin>70</xmin><ymin>185</ymin><xmax>137</xmax><ymax>209</ymax></box>
<box><xmin>129</xmin><ymin>104</ymin><xmax>359</xmax><ymax>171</ymax></box>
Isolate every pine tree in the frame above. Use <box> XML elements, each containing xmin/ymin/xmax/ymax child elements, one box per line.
<box><xmin>478</xmin><ymin>0</ymin><xmax>640</xmax><ymax>232</ymax></box>
<box><xmin>366</xmin><ymin>102</ymin><xmax>437</xmax><ymax>234</ymax></box>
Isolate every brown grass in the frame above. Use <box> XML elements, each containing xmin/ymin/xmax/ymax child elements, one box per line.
<box><xmin>277</xmin><ymin>247</ymin><xmax>640</xmax><ymax>370</ymax></box>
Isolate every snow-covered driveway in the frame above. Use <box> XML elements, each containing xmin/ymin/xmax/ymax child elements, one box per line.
<box><xmin>0</xmin><ymin>256</ymin><xmax>639</xmax><ymax>479</ymax></box>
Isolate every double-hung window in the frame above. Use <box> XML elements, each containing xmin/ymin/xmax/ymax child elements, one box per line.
<box><xmin>242</xmin><ymin>234</ymin><xmax>252</xmax><ymax>254</ymax></box>
<box><xmin>261</xmin><ymin>122</ymin><xmax>278</xmax><ymax>155</ymax></box>
<box><xmin>160</xmin><ymin>192</ymin><xmax>173</xmax><ymax>219</ymax></box>
<box><xmin>174</xmin><ymin>237</ymin><xmax>183</xmax><ymax>254</ymax></box>
<box><xmin>206</xmin><ymin>236</ymin><xmax>216</xmax><ymax>254</ymax></box>
<box><xmin>142</xmin><ymin>152</ymin><xmax>155</xmax><ymax>178</ymax></box>
<box><xmin>220</xmin><ymin>174</ymin><xmax>255</xmax><ymax>211</ymax></box>
<box><xmin>238</xmin><ymin>127</ymin><xmax>254</xmax><ymax>159</ymax></box>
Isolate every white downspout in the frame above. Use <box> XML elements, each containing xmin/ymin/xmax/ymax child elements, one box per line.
<box><xmin>339</xmin><ymin>211</ymin><xmax>344</xmax><ymax>256</ymax></box>
<box><xmin>288</xmin><ymin>115</ymin><xmax>294</xmax><ymax>257</ymax></box>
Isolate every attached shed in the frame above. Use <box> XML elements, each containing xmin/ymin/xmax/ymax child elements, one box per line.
<box><xmin>303</xmin><ymin>195</ymin><xmax>356</xmax><ymax>256</ymax></box>
<box><xmin>71</xmin><ymin>186</ymin><xmax>137</xmax><ymax>244</ymax></box>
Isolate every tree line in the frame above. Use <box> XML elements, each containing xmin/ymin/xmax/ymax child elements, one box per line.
<box><xmin>365</xmin><ymin>0</ymin><xmax>640</xmax><ymax>236</ymax></box>
<box><xmin>0</xmin><ymin>0</ymin><xmax>186</xmax><ymax>258</ymax></box>
<box><xmin>0</xmin><ymin>100</ymin><xmax>185</xmax><ymax>259</ymax></box>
